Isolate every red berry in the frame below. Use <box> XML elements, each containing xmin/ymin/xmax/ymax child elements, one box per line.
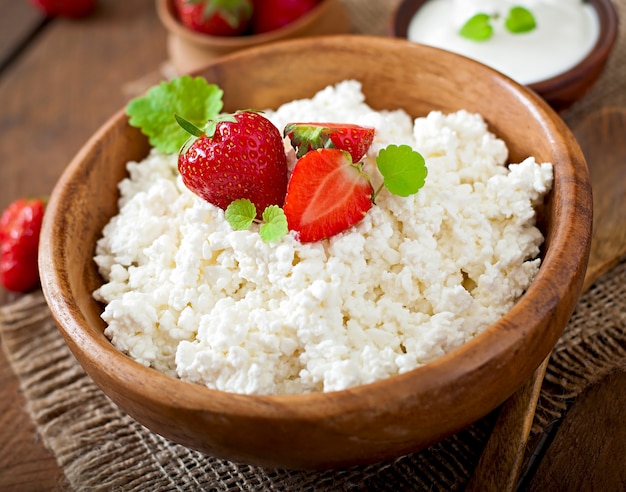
<box><xmin>178</xmin><ymin>112</ymin><xmax>288</xmax><ymax>217</ymax></box>
<box><xmin>175</xmin><ymin>0</ymin><xmax>253</xmax><ymax>36</ymax></box>
<box><xmin>28</xmin><ymin>0</ymin><xmax>96</xmax><ymax>18</ymax></box>
<box><xmin>252</xmin><ymin>0</ymin><xmax>319</xmax><ymax>34</ymax></box>
<box><xmin>284</xmin><ymin>122</ymin><xmax>375</xmax><ymax>163</ymax></box>
<box><xmin>283</xmin><ymin>148</ymin><xmax>373</xmax><ymax>243</ymax></box>
<box><xmin>0</xmin><ymin>197</ymin><xmax>46</xmax><ymax>293</ymax></box>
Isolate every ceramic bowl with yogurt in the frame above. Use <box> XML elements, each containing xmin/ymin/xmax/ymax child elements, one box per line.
<box><xmin>391</xmin><ymin>0</ymin><xmax>618</xmax><ymax>110</ymax></box>
<box><xmin>39</xmin><ymin>35</ymin><xmax>591</xmax><ymax>469</ymax></box>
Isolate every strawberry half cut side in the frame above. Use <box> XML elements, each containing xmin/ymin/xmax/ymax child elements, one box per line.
<box><xmin>283</xmin><ymin>148</ymin><xmax>373</xmax><ymax>243</ymax></box>
<box><xmin>284</xmin><ymin>122</ymin><xmax>375</xmax><ymax>163</ymax></box>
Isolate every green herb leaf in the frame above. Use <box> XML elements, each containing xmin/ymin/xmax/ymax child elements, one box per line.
<box><xmin>225</xmin><ymin>199</ymin><xmax>256</xmax><ymax>230</ymax></box>
<box><xmin>459</xmin><ymin>13</ymin><xmax>493</xmax><ymax>41</ymax></box>
<box><xmin>505</xmin><ymin>6</ymin><xmax>537</xmax><ymax>34</ymax></box>
<box><xmin>126</xmin><ymin>75</ymin><xmax>223</xmax><ymax>154</ymax></box>
<box><xmin>376</xmin><ymin>144</ymin><xmax>427</xmax><ymax>197</ymax></box>
<box><xmin>260</xmin><ymin>205</ymin><xmax>288</xmax><ymax>242</ymax></box>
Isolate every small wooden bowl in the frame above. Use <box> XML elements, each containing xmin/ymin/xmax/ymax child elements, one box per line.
<box><xmin>156</xmin><ymin>0</ymin><xmax>350</xmax><ymax>74</ymax></box>
<box><xmin>390</xmin><ymin>0</ymin><xmax>618</xmax><ymax>111</ymax></box>
<box><xmin>39</xmin><ymin>35</ymin><xmax>592</xmax><ymax>470</ymax></box>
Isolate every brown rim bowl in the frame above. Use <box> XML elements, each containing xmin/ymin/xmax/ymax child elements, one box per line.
<box><xmin>39</xmin><ymin>35</ymin><xmax>592</xmax><ymax>470</ymax></box>
<box><xmin>157</xmin><ymin>0</ymin><xmax>350</xmax><ymax>74</ymax></box>
<box><xmin>390</xmin><ymin>0</ymin><xmax>619</xmax><ymax>112</ymax></box>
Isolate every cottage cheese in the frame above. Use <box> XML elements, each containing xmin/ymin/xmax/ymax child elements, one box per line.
<box><xmin>93</xmin><ymin>80</ymin><xmax>553</xmax><ymax>395</ymax></box>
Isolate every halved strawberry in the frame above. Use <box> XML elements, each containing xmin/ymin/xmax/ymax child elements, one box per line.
<box><xmin>178</xmin><ymin>111</ymin><xmax>288</xmax><ymax>217</ymax></box>
<box><xmin>283</xmin><ymin>148</ymin><xmax>373</xmax><ymax>243</ymax></box>
<box><xmin>284</xmin><ymin>122</ymin><xmax>375</xmax><ymax>163</ymax></box>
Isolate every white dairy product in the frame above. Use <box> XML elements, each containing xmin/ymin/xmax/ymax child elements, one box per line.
<box><xmin>407</xmin><ymin>0</ymin><xmax>599</xmax><ymax>85</ymax></box>
<box><xmin>93</xmin><ymin>80</ymin><xmax>553</xmax><ymax>395</ymax></box>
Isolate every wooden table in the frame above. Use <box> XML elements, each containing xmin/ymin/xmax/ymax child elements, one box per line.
<box><xmin>1</xmin><ymin>1</ymin><xmax>624</xmax><ymax>490</ymax></box>
<box><xmin>0</xmin><ymin>1</ymin><xmax>167</xmax><ymax>489</ymax></box>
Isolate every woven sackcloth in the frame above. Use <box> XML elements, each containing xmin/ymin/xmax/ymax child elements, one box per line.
<box><xmin>1</xmin><ymin>0</ymin><xmax>625</xmax><ymax>490</ymax></box>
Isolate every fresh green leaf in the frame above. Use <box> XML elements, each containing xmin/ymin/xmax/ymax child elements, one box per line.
<box><xmin>126</xmin><ymin>75</ymin><xmax>223</xmax><ymax>154</ymax></box>
<box><xmin>376</xmin><ymin>144</ymin><xmax>427</xmax><ymax>197</ymax></box>
<box><xmin>225</xmin><ymin>199</ymin><xmax>256</xmax><ymax>230</ymax></box>
<box><xmin>174</xmin><ymin>114</ymin><xmax>204</xmax><ymax>138</ymax></box>
<box><xmin>505</xmin><ymin>6</ymin><xmax>537</xmax><ymax>34</ymax></box>
<box><xmin>459</xmin><ymin>13</ymin><xmax>493</xmax><ymax>41</ymax></box>
<box><xmin>260</xmin><ymin>205</ymin><xmax>288</xmax><ymax>242</ymax></box>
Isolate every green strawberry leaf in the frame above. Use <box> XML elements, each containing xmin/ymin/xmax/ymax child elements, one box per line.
<box><xmin>260</xmin><ymin>205</ymin><xmax>288</xmax><ymax>242</ymax></box>
<box><xmin>505</xmin><ymin>6</ymin><xmax>537</xmax><ymax>34</ymax></box>
<box><xmin>376</xmin><ymin>144</ymin><xmax>427</xmax><ymax>197</ymax></box>
<box><xmin>126</xmin><ymin>75</ymin><xmax>223</xmax><ymax>154</ymax></box>
<box><xmin>459</xmin><ymin>13</ymin><xmax>493</xmax><ymax>41</ymax></box>
<box><xmin>225</xmin><ymin>199</ymin><xmax>256</xmax><ymax>230</ymax></box>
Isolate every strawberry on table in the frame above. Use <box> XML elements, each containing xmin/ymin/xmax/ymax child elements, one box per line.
<box><xmin>252</xmin><ymin>0</ymin><xmax>319</xmax><ymax>34</ymax></box>
<box><xmin>175</xmin><ymin>0</ymin><xmax>253</xmax><ymax>36</ymax></box>
<box><xmin>284</xmin><ymin>122</ymin><xmax>375</xmax><ymax>163</ymax></box>
<box><xmin>177</xmin><ymin>111</ymin><xmax>289</xmax><ymax>217</ymax></box>
<box><xmin>0</xmin><ymin>197</ymin><xmax>46</xmax><ymax>293</ymax></box>
<box><xmin>283</xmin><ymin>148</ymin><xmax>374</xmax><ymax>243</ymax></box>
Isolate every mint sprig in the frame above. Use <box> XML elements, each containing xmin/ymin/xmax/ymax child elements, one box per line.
<box><xmin>505</xmin><ymin>6</ymin><xmax>537</xmax><ymax>34</ymax></box>
<box><xmin>460</xmin><ymin>6</ymin><xmax>536</xmax><ymax>42</ymax></box>
<box><xmin>126</xmin><ymin>76</ymin><xmax>223</xmax><ymax>154</ymax></box>
<box><xmin>225</xmin><ymin>199</ymin><xmax>288</xmax><ymax>242</ymax></box>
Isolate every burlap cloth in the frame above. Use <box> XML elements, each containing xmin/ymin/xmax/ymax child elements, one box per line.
<box><xmin>1</xmin><ymin>1</ymin><xmax>625</xmax><ymax>490</ymax></box>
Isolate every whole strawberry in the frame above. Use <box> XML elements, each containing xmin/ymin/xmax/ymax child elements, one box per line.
<box><xmin>252</xmin><ymin>0</ymin><xmax>319</xmax><ymax>34</ymax></box>
<box><xmin>175</xmin><ymin>0</ymin><xmax>253</xmax><ymax>36</ymax></box>
<box><xmin>28</xmin><ymin>0</ymin><xmax>96</xmax><ymax>18</ymax></box>
<box><xmin>0</xmin><ymin>197</ymin><xmax>46</xmax><ymax>293</ymax></box>
<box><xmin>177</xmin><ymin>111</ymin><xmax>288</xmax><ymax>217</ymax></box>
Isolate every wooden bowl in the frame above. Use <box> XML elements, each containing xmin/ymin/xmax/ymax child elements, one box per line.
<box><xmin>156</xmin><ymin>0</ymin><xmax>350</xmax><ymax>74</ymax></box>
<box><xmin>390</xmin><ymin>0</ymin><xmax>619</xmax><ymax>111</ymax></box>
<box><xmin>39</xmin><ymin>35</ymin><xmax>592</xmax><ymax>470</ymax></box>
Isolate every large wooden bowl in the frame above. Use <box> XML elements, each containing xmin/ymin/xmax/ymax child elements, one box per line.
<box><xmin>390</xmin><ymin>0</ymin><xmax>619</xmax><ymax>111</ymax></box>
<box><xmin>39</xmin><ymin>35</ymin><xmax>592</xmax><ymax>470</ymax></box>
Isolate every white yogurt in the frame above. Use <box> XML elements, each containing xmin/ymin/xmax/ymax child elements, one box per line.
<box><xmin>407</xmin><ymin>0</ymin><xmax>599</xmax><ymax>85</ymax></box>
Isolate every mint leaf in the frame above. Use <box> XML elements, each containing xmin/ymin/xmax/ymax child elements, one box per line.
<box><xmin>459</xmin><ymin>13</ymin><xmax>493</xmax><ymax>41</ymax></box>
<box><xmin>225</xmin><ymin>200</ymin><xmax>288</xmax><ymax>242</ymax></box>
<box><xmin>225</xmin><ymin>199</ymin><xmax>256</xmax><ymax>230</ymax></box>
<box><xmin>260</xmin><ymin>205</ymin><xmax>288</xmax><ymax>242</ymax></box>
<box><xmin>126</xmin><ymin>75</ymin><xmax>223</xmax><ymax>154</ymax></box>
<box><xmin>505</xmin><ymin>6</ymin><xmax>536</xmax><ymax>34</ymax></box>
<box><xmin>376</xmin><ymin>144</ymin><xmax>427</xmax><ymax>197</ymax></box>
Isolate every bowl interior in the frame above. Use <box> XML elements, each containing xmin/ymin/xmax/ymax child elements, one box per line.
<box><xmin>39</xmin><ymin>35</ymin><xmax>591</xmax><ymax>469</ymax></box>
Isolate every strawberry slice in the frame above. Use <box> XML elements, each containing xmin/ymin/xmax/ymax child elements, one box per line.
<box><xmin>283</xmin><ymin>148</ymin><xmax>373</xmax><ymax>243</ymax></box>
<box><xmin>284</xmin><ymin>122</ymin><xmax>375</xmax><ymax>163</ymax></box>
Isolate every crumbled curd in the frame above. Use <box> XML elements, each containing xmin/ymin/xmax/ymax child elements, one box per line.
<box><xmin>93</xmin><ymin>81</ymin><xmax>553</xmax><ymax>394</ymax></box>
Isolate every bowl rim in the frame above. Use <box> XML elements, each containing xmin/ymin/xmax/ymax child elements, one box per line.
<box><xmin>156</xmin><ymin>0</ymin><xmax>336</xmax><ymax>48</ymax></box>
<box><xmin>388</xmin><ymin>0</ymin><xmax>619</xmax><ymax>91</ymax></box>
<box><xmin>39</xmin><ymin>34</ymin><xmax>591</xmax><ymax>429</ymax></box>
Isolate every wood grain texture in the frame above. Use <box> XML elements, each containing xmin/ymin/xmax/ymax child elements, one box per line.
<box><xmin>528</xmin><ymin>368</ymin><xmax>626</xmax><ymax>491</ymax></box>
<box><xmin>0</xmin><ymin>0</ymin><xmax>167</xmax><ymax>489</ymax></box>
<box><xmin>38</xmin><ymin>36</ymin><xmax>591</xmax><ymax>470</ymax></box>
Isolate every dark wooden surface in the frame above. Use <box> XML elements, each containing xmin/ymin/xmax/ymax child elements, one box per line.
<box><xmin>0</xmin><ymin>1</ymin><xmax>166</xmax><ymax>489</ymax></box>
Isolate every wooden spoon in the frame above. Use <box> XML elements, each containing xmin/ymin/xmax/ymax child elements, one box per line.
<box><xmin>467</xmin><ymin>107</ymin><xmax>626</xmax><ymax>491</ymax></box>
